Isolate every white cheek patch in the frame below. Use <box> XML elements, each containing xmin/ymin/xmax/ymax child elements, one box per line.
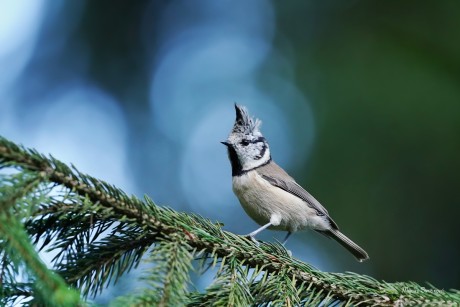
<box><xmin>253</xmin><ymin>143</ymin><xmax>266</xmax><ymax>160</ymax></box>
<box><xmin>241</xmin><ymin>146</ymin><xmax>271</xmax><ymax>171</ymax></box>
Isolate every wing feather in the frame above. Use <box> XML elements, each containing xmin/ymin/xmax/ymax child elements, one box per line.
<box><xmin>257</xmin><ymin>162</ymin><xmax>339</xmax><ymax>229</ymax></box>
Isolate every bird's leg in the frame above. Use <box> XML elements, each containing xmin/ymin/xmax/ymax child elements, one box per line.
<box><xmin>282</xmin><ymin>232</ymin><xmax>292</xmax><ymax>245</ymax></box>
<box><xmin>246</xmin><ymin>222</ymin><xmax>272</xmax><ymax>245</ymax></box>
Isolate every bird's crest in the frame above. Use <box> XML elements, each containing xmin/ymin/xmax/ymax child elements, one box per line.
<box><xmin>232</xmin><ymin>104</ymin><xmax>262</xmax><ymax>136</ymax></box>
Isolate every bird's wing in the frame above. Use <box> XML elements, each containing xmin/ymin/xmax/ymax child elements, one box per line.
<box><xmin>257</xmin><ymin>162</ymin><xmax>339</xmax><ymax>229</ymax></box>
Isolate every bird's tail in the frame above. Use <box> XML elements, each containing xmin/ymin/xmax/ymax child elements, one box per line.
<box><xmin>322</xmin><ymin>229</ymin><xmax>369</xmax><ymax>262</ymax></box>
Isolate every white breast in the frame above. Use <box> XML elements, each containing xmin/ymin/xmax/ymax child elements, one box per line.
<box><xmin>232</xmin><ymin>170</ymin><xmax>330</xmax><ymax>232</ymax></box>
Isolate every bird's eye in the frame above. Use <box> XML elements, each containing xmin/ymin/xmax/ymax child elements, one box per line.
<box><xmin>241</xmin><ymin>140</ymin><xmax>249</xmax><ymax>146</ymax></box>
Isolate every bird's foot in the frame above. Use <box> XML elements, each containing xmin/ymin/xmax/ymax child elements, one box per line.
<box><xmin>245</xmin><ymin>235</ymin><xmax>260</xmax><ymax>246</ymax></box>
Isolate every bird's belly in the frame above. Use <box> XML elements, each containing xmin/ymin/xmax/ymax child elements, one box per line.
<box><xmin>232</xmin><ymin>172</ymin><xmax>329</xmax><ymax>232</ymax></box>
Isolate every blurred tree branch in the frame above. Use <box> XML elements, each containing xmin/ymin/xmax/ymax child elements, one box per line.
<box><xmin>0</xmin><ymin>136</ymin><xmax>459</xmax><ymax>306</ymax></box>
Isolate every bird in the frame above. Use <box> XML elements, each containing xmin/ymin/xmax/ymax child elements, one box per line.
<box><xmin>221</xmin><ymin>104</ymin><xmax>369</xmax><ymax>262</ymax></box>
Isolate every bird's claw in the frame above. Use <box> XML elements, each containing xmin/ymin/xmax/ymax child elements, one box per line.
<box><xmin>246</xmin><ymin>235</ymin><xmax>260</xmax><ymax>246</ymax></box>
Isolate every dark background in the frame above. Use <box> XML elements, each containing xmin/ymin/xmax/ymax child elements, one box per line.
<box><xmin>1</xmin><ymin>0</ymin><xmax>459</xmax><ymax>302</ymax></box>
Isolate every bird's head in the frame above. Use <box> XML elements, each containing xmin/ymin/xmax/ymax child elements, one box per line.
<box><xmin>222</xmin><ymin>104</ymin><xmax>271</xmax><ymax>175</ymax></box>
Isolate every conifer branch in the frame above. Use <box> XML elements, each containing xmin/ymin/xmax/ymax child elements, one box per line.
<box><xmin>146</xmin><ymin>238</ymin><xmax>193</xmax><ymax>306</ymax></box>
<box><xmin>0</xmin><ymin>172</ymin><xmax>81</xmax><ymax>306</ymax></box>
<box><xmin>1</xmin><ymin>135</ymin><xmax>459</xmax><ymax>306</ymax></box>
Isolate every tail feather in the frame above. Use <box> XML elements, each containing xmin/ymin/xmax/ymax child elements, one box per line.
<box><xmin>322</xmin><ymin>229</ymin><xmax>369</xmax><ymax>262</ymax></box>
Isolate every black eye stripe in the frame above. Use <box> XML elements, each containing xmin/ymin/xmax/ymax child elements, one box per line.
<box><xmin>241</xmin><ymin>136</ymin><xmax>265</xmax><ymax>145</ymax></box>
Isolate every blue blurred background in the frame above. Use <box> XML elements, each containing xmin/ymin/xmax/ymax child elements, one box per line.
<box><xmin>1</xmin><ymin>0</ymin><xmax>459</xmax><ymax>301</ymax></box>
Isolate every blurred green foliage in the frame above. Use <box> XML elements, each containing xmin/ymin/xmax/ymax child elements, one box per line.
<box><xmin>275</xmin><ymin>0</ymin><xmax>460</xmax><ymax>288</ymax></box>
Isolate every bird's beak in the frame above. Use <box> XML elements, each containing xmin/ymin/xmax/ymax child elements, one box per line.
<box><xmin>221</xmin><ymin>141</ymin><xmax>230</xmax><ymax>146</ymax></box>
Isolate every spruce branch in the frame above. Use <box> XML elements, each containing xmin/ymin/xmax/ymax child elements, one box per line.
<box><xmin>1</xmin><ymin>135</ymin><xmax>460</xmax><ymax>306</ymax></box>
<box><xmin>143</xmin><ymin>237</ymin><xmax>194</xmax><ymax>306</ymax></box>
<box><xmin>0</xmin><ymin>205</ymin><xmax>80</xmax><ymax>306</ymax></box>
<box><xmin>197</xmin><ymin>257</ymin><xmax>254</xmax><ymax>306</ymax></box>
<box><xmin>0</xmin><ymin>168</ymin><xmax>81</xmax><ymax>306</ymax></box>
<box><xmin>0</xmin><ymin>282</ymin><xmax>34</xmax><ymax>306</ymax></box>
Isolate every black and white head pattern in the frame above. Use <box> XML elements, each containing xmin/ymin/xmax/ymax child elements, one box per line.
<box><xmin>223</xmin><ymin>104</ymin><xmax>271</xmax><ymax>176</ymax></box>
